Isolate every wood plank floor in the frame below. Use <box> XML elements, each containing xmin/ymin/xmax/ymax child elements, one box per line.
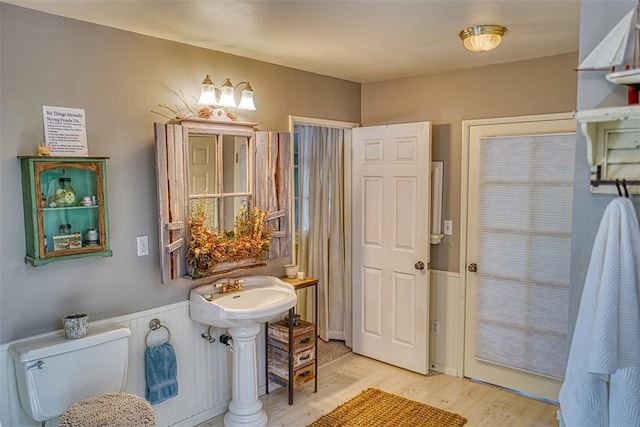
<box><xmin>198</xmin><ymin>352</ymin><xmax>559</xmax><ymax>427</ymax></box>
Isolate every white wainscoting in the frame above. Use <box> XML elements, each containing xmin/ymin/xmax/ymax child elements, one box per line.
<box><xmin>0</xmin><ymin>301</ymin><xmax>264</xmax><ymax>427</ymax></box>
<box><xmin>1</xmin><ymin>275</ymin><xmax>461</xmax><ymax>426</ymax></box>
<box><xmin>429</xmin><ymin>269</ymin><xmax>461</xmax><ymax>377</ymax></box>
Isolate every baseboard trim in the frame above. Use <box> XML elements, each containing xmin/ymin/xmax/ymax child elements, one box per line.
<box><xmin>430</xmin><ymin>269</ymin><xmax>460</xmax><ymax>278</ymax></box>
<box><xmin>430</xmin><ymin>362</ymin><xmax>458</xmax><ymax>377</ymax></box>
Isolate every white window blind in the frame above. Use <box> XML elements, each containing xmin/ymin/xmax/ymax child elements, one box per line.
<box><xmin>475</xmin><ymin>133</ymin><xmax>575</xmax><ymax>380</ymax></box>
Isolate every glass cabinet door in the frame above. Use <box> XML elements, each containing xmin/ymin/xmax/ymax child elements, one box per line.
<box><xmin>19</xmin><ymin>156</ymin><xmax>112</xmax><ymax>266</ymax></box>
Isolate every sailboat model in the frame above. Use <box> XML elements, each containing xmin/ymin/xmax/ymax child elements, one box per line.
<box><xmin>579</xmin><ymin>2</ymin><xmax>640</xmax><ymax>86</ymax></box>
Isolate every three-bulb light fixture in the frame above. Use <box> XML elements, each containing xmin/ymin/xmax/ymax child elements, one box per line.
<box><xmin>197</xmin><ymin>74</ymin><xmax>256</xmax><ymax>111</ymax></box>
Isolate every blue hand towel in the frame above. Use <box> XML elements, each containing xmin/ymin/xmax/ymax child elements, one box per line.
<box><xmin>145</xmin><ymin>342</ymin><xmax>178</xmax><ymax>405</ymax></box>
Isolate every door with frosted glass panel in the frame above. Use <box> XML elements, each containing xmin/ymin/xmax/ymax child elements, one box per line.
<box><xmin>463</xmin><ymin>114</ymin><xmax>575</xmax><ymax>401</ymax></box>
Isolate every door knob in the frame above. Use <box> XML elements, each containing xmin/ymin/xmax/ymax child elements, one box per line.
<box><xmin>414</xmin><ymin>261</ymin><xmax>425</xmax><ymax>271</ymax></box>
<box><xmin>467</xmin><ymin>263</ymin><xmax>478</xmax><ymax>272</ymax></box>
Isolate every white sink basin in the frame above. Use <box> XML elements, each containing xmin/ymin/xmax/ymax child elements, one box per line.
<box><xmin>190</xmin><ymin>276</ymin><xmax>297</xmax><ymax>328</ymax></box>
<box><xmin>191</xmin><ymin>276</ymin><xmax>297</xmax><ymax>426</ymax></box>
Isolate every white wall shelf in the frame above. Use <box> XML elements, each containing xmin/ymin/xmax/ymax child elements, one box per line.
<box><xmin>575</xmin><ymin>106</ymin><xmax>640</xmax><ymax>194</ymax></box>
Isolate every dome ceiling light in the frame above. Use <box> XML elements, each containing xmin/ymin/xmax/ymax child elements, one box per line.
<box><xmin>459</xmin><ymin>25</ymin><xmax>507</xmax><ymax>53</ymax></box>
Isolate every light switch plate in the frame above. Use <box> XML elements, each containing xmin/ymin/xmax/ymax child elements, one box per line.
<box><xmin>443</xmin><ymin>220</ymin><xmax>453</xmax><ymax>235</ymax></box>
<box><xmin>431</xmin><ymin>320</ymin><xmax>440</xmax><ymax>335</ymax></box>
<box><xmin>136</xmin><ymin>235</ymin><xmax>149</xmax><ymax>256</ymax></box>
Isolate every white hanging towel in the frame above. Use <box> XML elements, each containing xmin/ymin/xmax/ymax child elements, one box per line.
<box><xmin>559</xmin><ymin>198</ymin><xmax>640</xmax><ymax>427</ymax></box>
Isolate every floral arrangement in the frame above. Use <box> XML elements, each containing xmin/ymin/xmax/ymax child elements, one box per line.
<box><xmin>186</xmin><ymin>201</ymin><xmax>273</xmax><ymax>278</ymax></box>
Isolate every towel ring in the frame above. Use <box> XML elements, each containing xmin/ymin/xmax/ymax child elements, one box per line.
<box><xmin>145</xmin><ymin>318</ymin><xmax>171</xmax><ymax>347</ymax></box>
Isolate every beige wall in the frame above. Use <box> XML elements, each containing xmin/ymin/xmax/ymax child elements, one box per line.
<box><xmin>361</xmin><ymin>52</ymin><xmax>578</xmax><ymax>272</ymax></box>
<box><xmin>0</xmin><ymin>3</ymin><xmax>579</xmax><ymax>342</ymax></box>
<box><xmin>0</xmin><ymin>4</ymin><xmax>360</xmax><ymax>342</ymax></box>
<box><xmin>570</xmin><ymin>0</ymin><xmax>640</xmax><ymax>336</ymax></box>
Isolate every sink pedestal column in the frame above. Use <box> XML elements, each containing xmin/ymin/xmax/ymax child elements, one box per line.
<box><xmin>224</xmin><ymin>325</ymin><xmax>268</xmax><ymax>427</ymax></box>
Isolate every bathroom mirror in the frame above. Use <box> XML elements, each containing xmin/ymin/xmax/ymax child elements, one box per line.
<box><xmin>222</xmin><ymin>135</ymin><xmax>249</xmax><ymax>194</ymax></box>
<box><xmin>188</xmin><ymin>132</ymin><xmax>250</xmax><ymax>231</ymax></box>
<box><xmin>155</xmin><ymin>118</ymin><xmax>292</xmax><ymax>283</ymax></box>
<box><xmin>187</xmin><ymin>196</ymin><xmax>249</xmax><ymax>233</ymax></box>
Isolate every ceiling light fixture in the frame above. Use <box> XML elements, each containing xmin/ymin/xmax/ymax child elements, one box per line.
<box><xmin>198</xmin><ymin>75</ymin><xmax>256</xmax><ymax>111</ymax></box>
<box><xmin>458</xmin><ymin>25</ymin><xmax>507</xmax><ymax>53</ymax></box>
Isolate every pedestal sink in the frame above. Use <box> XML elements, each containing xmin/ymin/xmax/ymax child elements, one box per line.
<box><xmin>190</xmin><ymin>276</ymin><xmax>297</xmax><ymax>427</ymax></box>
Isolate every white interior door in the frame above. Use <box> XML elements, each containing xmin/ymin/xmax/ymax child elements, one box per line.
<box><xmin>462</xmin><ymin>113</ymin><xmax>576</xmax><ymax>401</ymax></box>
<box><xmin>352</xmin><ymin>122</ymin><xmax>431</xmax><ymax>374</ymax></box>
<box><xmin>189</xmin><ymin>135</ymin><xmax>217</xmax><ymax>195</ymax></box>
<box><xmin>189</xmin><ymin>134</ymin><xmax>219</xmax><ymax>227</ymax></box>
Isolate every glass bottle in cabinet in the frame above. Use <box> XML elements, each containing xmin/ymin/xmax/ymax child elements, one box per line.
<box><xmin>18</xmin><ymin>156</ymin><xmax>112</xmax><ymax>266</ymax></box>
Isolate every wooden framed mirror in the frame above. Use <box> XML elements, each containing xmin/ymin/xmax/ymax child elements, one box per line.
<box><xmin>154</xmin><ymin>118</ymin><xmax>291</xmax><ymax>283</ymax></box>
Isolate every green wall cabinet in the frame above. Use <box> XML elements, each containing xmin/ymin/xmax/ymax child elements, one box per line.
<box><xmin>18</xmin><ymin>156</ymin><xmax>112</xmax><ymax>266</ymax></box>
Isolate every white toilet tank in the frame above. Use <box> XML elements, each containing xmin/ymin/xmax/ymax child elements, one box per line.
<box><xmin>8</xmin><ymin>322</ymin><xmax>131</xmax><ymax>422</ymax></box>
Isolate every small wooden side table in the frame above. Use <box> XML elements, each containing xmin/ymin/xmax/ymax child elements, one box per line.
<box><xmin>265</xmin><ymin>276</ymin><xmax>318</xmax><ymax>404</ymax></box>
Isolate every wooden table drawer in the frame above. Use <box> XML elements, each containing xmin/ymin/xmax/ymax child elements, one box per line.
<box><xmin>268</xmin><ymin>330</ymin><xmax>314</xmax><ymax>352</ymax></box>
<box><xmin>268</xmin><ymin>319</ymin><xmax>314</xmax><ymax>342</ymax></box>
<box><xmin>268</xmin><ymin>363</ymin><xmax>315</xmax><ymax>388</ymax></box>
<box><xmin>268</xmin><ymin>344</ymin><xmax>315</xmax><ymax>371</ymax></box>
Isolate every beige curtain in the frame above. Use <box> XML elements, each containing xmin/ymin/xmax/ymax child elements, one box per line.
<box><xmin>297</xmin><ymin>125</ymin><xmax>349</xmax><ymax>343</ymax></box>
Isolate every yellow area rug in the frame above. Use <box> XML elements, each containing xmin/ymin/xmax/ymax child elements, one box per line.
<box><xmin>307</xmin><ymin>388</ymin><xmax>467</xmax><ymax>427</ymax></box>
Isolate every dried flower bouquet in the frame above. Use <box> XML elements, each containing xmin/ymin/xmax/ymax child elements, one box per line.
<box><xmin>186</xmin><ymin>201</ymin><xmax>273</xmax><ymax>278</ymax></box>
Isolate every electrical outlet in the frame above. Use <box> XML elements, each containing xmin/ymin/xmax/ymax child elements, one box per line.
<box><xmin>431</xmin><ymin>320</ymin><xmax>440</xmax><ymax>335</ymax></box>
<box><xmin>443</xmin><ymin>220</ymin><xmax>453</xmax><ymax>235</ymax></box>
<box><xmin>136</xmin><ymin>235</ymin><xmax>149</xmax><ymax>256</ymax></box>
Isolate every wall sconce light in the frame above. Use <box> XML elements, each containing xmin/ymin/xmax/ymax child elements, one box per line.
<box><xmin>458</xmin><ymin>25</ymin><xmax>507</xmax><ymax>53</ymax></box>
<box><xmin>198</xmin><ymin>75</ymin><xmax>256</xmax><ymax>111</ymax></box>
<box><xmin>198</xmin><ymin>74</ymin><xmax>217</xmax><ymax>105</ymax></box>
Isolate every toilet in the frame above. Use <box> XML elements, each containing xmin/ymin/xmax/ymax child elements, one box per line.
<box><xmin>8</xmin><ymin>322</ymin><xmax>134</xmax><ymax>423</ymax></box>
